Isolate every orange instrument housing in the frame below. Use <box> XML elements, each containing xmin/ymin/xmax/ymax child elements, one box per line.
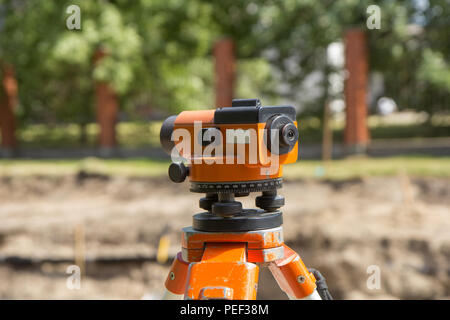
<box><xmin>160</xmin><ymin>99</ymin><xmax>299</xmax><ymax>186</ymax></box>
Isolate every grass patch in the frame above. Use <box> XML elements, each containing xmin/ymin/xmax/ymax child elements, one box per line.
<box><xmin>0</xmin><ymin>158</ymin><xmax>168</xmax><ymax>177</ymax></box>
<box><xmin>17</xmin><ymin>115</ymin><xmax>450</xmax><ymax>148</ymax></box>
<box><xmin>298</xmin><ymin>118</ymin><xmax>450</xmax><ymax>144</ymax></box>
<box><xmin>0</xmin><ymin>156</ymin><xmax>449</xmax><ymax>180</ymax></box>
<box><xmin>18</xmin><ymin>122</ymin><xmax>163</xmax><ymax>148</ymax></box>
<box><xmin>285</xmin><ymin>156</ymin><xmax>450</xmax><ymax>180</ymax></box>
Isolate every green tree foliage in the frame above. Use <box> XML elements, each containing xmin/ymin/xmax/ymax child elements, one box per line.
<box><xmin>0</xmin><ymin>0</ymin><xmax>448</xmax><ymax>127</ymax></box>
<box><xmin>364</xmin><ymin>0</ymin><xmax>450</xmax><ymax>116</ymax></box>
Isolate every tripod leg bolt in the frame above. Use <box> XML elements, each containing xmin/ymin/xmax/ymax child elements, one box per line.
<box><xmin>163</xmin><ymin>252</ymin><xmax>190</xmax><ymax>299</ymax></box>
<box><xmin>297</xmin><ymin>275</ymin><xmax>306</xmax><ymax>284</ymax></box>
<box><xmin>268</xmin><ymin>244</ymin><xmax>319</xmax><ymax>299</ymax></box>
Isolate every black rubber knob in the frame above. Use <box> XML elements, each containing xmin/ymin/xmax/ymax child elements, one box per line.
<box><xmin>256</xmin><ymin>194</ymin><xmax>285</xmax><ymax>211</ymax></box>
<box><xmin>265</xmin><ymin>114</ymin><xmax>299</xmax><ymax>155</ymax></box>
<box><xmin>160</xmin><ymin>115</ymin><xmax>177</xmax><ymax>155</ymax></box>
<box><xmin>212</xmin><ymin>201</ymin><xmax>243</xmax><ymax>216</ymax></box>
<box><xmin>168</xmin><ymin>162</ymin><xmax>189</xmax><ymax>183</ymax></box>
<box><xmin>199</xmin><ymin>193</ymin><xmax>218</xmax><ymax>211</ymax></box>
<box><xmin>280</xmin><ymin>123</ymin><xmax>299</xmax><ymax>148</ymax></box>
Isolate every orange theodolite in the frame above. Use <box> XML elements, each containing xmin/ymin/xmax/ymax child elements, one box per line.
<box><xmin>159</xmin><ymin>98</ymin><xmax>332</xmax><ymax>300</ymax></box>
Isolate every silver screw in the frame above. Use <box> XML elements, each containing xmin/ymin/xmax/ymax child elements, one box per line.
<box><xmin>297</xmin><ymin>275</ymin><xmax>306</xmax><ymax>283</ymax></box>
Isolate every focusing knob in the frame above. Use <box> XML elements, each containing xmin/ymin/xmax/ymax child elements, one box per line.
<box><xmin>168</xmin><ymin>162</ymin><xmax>189</xmax><ymax>183</ymax></box>
<box><xmin>265</xmin><ymin>115</ymin><xmax>299</xmax><ymax>155</ymax></box>
<box><xmin>280</xmin><ymin>122</ymin><xmax>299</xmax><ymax>148</ymax></box>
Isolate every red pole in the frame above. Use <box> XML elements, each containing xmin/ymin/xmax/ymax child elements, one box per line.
<box><xmin>344</xmin><ymin>30</ymin><xmax>370</xmax><ymax>151</ymax></box>
<box><xmin>214</xmin><ymin>39</ymin><xmax>235</xmax><ymax>108</ymax></box>
<box><xmin>0</xmin><ymin>64</ymin><xmax>18</xmax><ymax>153</ymax></box>
<box><xmin>94</xmin><ymin>48</ymin><xmax>118</xmax><ymax>154</ymax></box>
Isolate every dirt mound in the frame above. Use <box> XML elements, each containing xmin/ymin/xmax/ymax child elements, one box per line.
<box><xmin>0</xmin><ymin>175</ymin><xmax>448</xmax><ymax>299</ymax></box>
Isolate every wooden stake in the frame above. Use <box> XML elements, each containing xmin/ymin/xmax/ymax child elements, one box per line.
<box><xmin>322</xmin><ymin>101</ymin><xmax>333</xmax><ymax>162</ymax></box>
<box><xmin>74</xmin><ymin>223</ymin><xmax>86</xmax><ymax>277</ymax></box>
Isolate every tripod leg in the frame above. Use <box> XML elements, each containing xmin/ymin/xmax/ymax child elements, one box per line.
<box><xmin>268</xmin><ymin>244</ymin><xmax>321</xmax><ymax>300</ymax></box>
<box><xmin>185</xmin><ymin>243</ymin><xmax>259</xmax><ymax>300</ymax></box>
<box><xmin>162</xmin><ymin>252</ymin><xmax>190</xmax><ymax>300</ymax></box>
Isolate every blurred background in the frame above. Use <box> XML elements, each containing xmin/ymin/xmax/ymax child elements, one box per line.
<box><xmin>0</xmin><ymin>0</ymin><xmax>449</xmax><ymax>299</ymax></box>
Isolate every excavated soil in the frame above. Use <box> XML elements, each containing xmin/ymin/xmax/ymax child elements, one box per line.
<box><xmin>0</xmin><ymin>174</ymin><xmax>449</xmax><ymax>299</ymax></box>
